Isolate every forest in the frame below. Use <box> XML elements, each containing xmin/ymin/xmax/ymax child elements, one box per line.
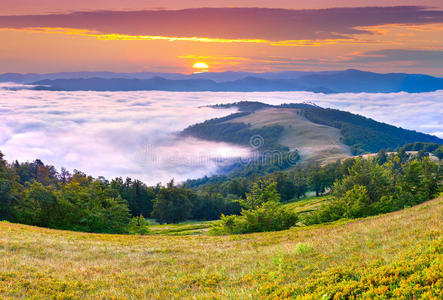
<box><xmin>1</xmin><ymin>141</ymin><xmax>441</xmax><ymax>234</ymax></box>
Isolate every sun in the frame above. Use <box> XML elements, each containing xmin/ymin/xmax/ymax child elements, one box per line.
<box><xmin>192</xmin><ymin>62</ymin><xmax>209</xmax><ymax>73</ymax></box>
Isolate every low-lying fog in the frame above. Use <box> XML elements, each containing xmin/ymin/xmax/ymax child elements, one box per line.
<box><xmin>1</xmin><ymin>84</ymin><xmax>442</xmax><ymax>184</ymax></box>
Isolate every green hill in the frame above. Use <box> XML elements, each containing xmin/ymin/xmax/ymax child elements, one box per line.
<box><xmin>1</xmin><ymin>197</ymin><xmax>441</xmax><ymax>299</ymax></box>
<box><xmin>182</xmin><ymin>102</ymin><xmax>442</xmax><ymax>161</ymax></box>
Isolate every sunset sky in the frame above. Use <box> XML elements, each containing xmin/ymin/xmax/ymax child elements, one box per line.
<box><xmin>1</xmin><ymin>0</ymin><xmax>443</xmax><ymax>75</ymax></box>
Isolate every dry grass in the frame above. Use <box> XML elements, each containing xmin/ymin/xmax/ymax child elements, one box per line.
<box><xmin>226</xmin><ymin>108</ymin><xmax>351</xmax><ymax>164</ymax></box>
<box><xmin>1</xmin><ymin>197</ymin><xmax>441</xmax><ymax>299</ymax></box>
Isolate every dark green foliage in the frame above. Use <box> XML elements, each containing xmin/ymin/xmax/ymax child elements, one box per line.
<box><xmin>182</xmin><ymin>112</ymin><xmax>288</xmax><ymax>151</ymax></box>
<box><xmin>211</xmin><ymin>179</ymin><xmax>298</xmax><ymax>234</ymax></box>
<box><xmin>225</xmin><ymin>150</ymin><xmax>300</xmax><ymax>179</ymax></box>
<box><xmin>2</xmin><ymin>153</ymin><xmax>134</xmax><ymax>233</ymax></box>
<box><xmin>333</xmin><ymin>159</ymin><xmax>389</xmax><ymax>203</ymax></box>
<box><xmin>213</xmin><ymin>201</ymin><xmax>298</xmax><ymax>234</ymax></box>
<box><xmin>434</xmin><ymin>145</ymin><xmax>443</xmax><ymax>159</ymax></box>
<box><xmin>0</xmin><ymin>152</ymin><xmax>20</xmax><ymax>220</ymax></box>
<box><xmin>307</xmin><ymin>163</ymin><xmax>338</xmax><ymax>197</ymax></box>
<box><xmin>184</xmin><ymin>150</ymin><xmax>301</xmax><ymax>198</ymax></box>
<box><xmin>398</xmin><ymin>142</ymin><xmax>440</xmax><ymax>153</ymax></box>
<box><xmin>293</xmin><ymin>172</ymin><xmax>308</xmax><ymax>199</ymax></box>
<box><xmin>128</xmin><ymin>215</ymin><xmax>150</xmax><ymax>235</ymax></box>
<box><xmin>237</xmin><ymin>179</ymin><xmax>280</xmax><ymax>210</ymax></box>
<box><xmin>210</xmin><ymin>101</ymin><xmax>271</xmax><ymax>112</ymax></box>
<box><xmin>397</xmin><ymin>142</ymin><xmax>442</xmax><ymax>160</ymax></box>
<box><xmin>110</xmin><ymin>177</ymin><xmax>155</xmax><ymax>217</ymax></box>
<box><xmin>151</xmin><ymin>180</ymin><xmax>194</xmax><ymax>224</ymax></box>
<box><xmin>272</xmin><ymin>172</ymin><xmax>295</xmax><ymax>202</ymax></box>
<box><xmin>191</xmin><ymin>190</ymin><xmax>241</xmax><ymax>221</ymax></box>
<box><xmin>12</xmin><ymin>159</ymin><xmax>58</xmax><ymax>186</ymax></box>
<box><xmin>15</xmin><ymin>182</ymin><xmax>60</xmax><ymax>228</ymax></box>
<box><xmin>13</xmin><ymin>178</ymin><xmax>131</xmax><ymax>233</ymax></box>
<box><xmin>304</xmin><ymin>156</ymin><xmax>442</xmax><ymax>225</ymax></box>
<box><xmin>302</xmin><ymin>107</ymin><xmax>442</xmax><ymax>154</ymax></box>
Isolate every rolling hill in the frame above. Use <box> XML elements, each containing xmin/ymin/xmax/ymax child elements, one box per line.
<box><xmin>182</xmin><ymin>102</ymin><xmax>443</xmax><ymax>162</ymax></box>
<box><xmin>1</xmin><ymin>196</ymin><xmax>441</xmax><ymax>298</ymax></box>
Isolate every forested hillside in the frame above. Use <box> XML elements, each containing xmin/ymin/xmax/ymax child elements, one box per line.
<box><xmin>184</xmin><ymin>102</ymin><xmax>443</xmax><ymax>155</ymax></box>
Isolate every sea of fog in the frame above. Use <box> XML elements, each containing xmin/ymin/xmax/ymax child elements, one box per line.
<box><xmin>0</xmin><ymin>83</ymin><xmax>442</xmax><ymax>184</ymax></box>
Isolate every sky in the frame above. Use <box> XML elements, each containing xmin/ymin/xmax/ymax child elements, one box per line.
<box><xmin>1</xmin><ymin>85</ymin><xmax>442</xmax><ymax>184</ymax></box>
<box><xmin>0</xmin><ymin>1</ymin><xmax>443</xmax><ymax>74</ymax></box>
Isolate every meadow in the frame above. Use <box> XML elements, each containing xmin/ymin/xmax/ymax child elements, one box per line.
<box><xmin>1</xmin><ymin>196</ymin><xmax>441</xmax><ymax>299</ymax></box>
<box><xmin>227</xmin><ymin>108</ymin><xmax>351</xmax><ymax>163</ymax></box>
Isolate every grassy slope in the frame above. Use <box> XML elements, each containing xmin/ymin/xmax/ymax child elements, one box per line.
<box><xmin>149</xmin><ymin>221</ymin><xmax>215</xmax><ymax>236</ymax></box>
<box><xmin>226</xmin><ymin>108</ymin><xmax>351</xmax><ymax>164</ymax></box>
<box><xmin>1</xmin><ymin>197</ymin><xmax>441</xmax><ymax>299</ymax></box>
<box><xmin>283</xmin><ymin>195</ymin><xmax>331</xmax><ymax>215</ymax></box>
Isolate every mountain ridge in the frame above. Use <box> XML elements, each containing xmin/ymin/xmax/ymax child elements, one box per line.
<box><xmin>2</xmin><ymin>69</ymin><xmax>443</xmax><ymax>93</ymax></box>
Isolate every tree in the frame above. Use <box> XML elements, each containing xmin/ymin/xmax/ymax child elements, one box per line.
<box><xmin>0</xmin><ymin>152</ymin><xmax>20</xmax><ymax>220</ymax></box>
<box><xmin>111</xmin><ymin>177</ymin><xmax>155</xmax><ymax>217</ymax></box>
<box><xmin>15</xmin><ymin>181</ymin><xmax>60</xmax><ymax>227</ymax></box>
<box><xmin>334</xmin><ymin>158</ymin><xmax>389</xmax><ymax>203</ymax></box>
<box><xmin>293</xmin><ymin>171</ymin><xmax>308</xmax><ymax>199</ymax></box>
<box><xmin>227</xmin><ymin>178</ymin><xmax>248</xmax><ymax>198</ymax></box>
<box><xmin>272</xmin><ymin>172</ymin><xmax>295</xmax><ymax>202</ymax></box>
<box><xmin>151</xmin><ymin>180</ymin><xmax>194</xmax><ymax>224</ymax></box>
<box><xmin>212</xmin><ymin>178</ymin><xmax>297</xmax><ymax>234</ymax></box>
<box><xmin>237</xmin><ymin>178</ymin><xmax>280</xmax><ymax>210</ymax></box>
<box><xmin>128</xmin><ymin>215</ymin><xmax>150</xmax><ymax>235</ymax></box>
<box><xmin>309</xmin><ymin>167</ymin><xmax>327</xmax><ymax>196</ymax></box>
<box><xmin>304</xmin><ymin>155</ymin><xmax>442</xmax><ymax>225</ymax></box>
<box><xmin>376</xmin><ymin>150</ymin><xmax>388</xmax><ymax>165</ymax></box>
<box><xmin>58</xmin><ymin>167</ymin><xmax>71</xmax><ymax>185</ymax></box>
<box><xmin>341</xmin><ymin>185</ymin><xmax>371</xmax><ymax>218</ymax></box>
<box><xmin>434</xmin><ymin>146</ymin><xmax>443</xmax><ymax>159</ymax></box>
<box><xmin>57</xmin><ymin>179</ymin><xmax>131</xmax><ymax>233</ymax></box>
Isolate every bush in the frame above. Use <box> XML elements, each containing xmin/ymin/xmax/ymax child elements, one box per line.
<box><xmin>211</xmin><ymin>179</ymin><xmax>298</xmax><ymax>234</ymax></box>
<box><xmin>211</xmin><ymin>201</ymin><xmax>298</xmax><ymax>234</ymax></box>
<box><xmin>127</xmin><ymin>215</ymin><xmax>150</xmax><ymax>235</ymax></box>
<box><xmin>294</xmin><ymin>242</ymin><xmax>312</xmax><ymax>255</ymax></box>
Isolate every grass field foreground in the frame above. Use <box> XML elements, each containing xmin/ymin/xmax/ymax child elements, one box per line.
<box><xmin>1</xmin><ymin>197</ymin><xmax>442</xmax><ymax>299</ymax></box>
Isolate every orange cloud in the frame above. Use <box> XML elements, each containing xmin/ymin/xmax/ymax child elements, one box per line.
<box><xmin>5</xmin><ymin>27</ymin><xmax>380</xmax><ymax>48</ymax></box>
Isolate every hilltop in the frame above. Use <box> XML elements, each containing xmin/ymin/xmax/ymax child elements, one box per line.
<box><xmin>1</xmin><ymin>196</ymin><xmax>441</xmax><ymax>298</ymax></box>
<box><xmin>182</xmin><ymin>102</ymin><xmax>443</xmax><ymax>163</ymax></box>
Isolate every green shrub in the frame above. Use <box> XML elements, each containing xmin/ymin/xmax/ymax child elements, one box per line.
<box><xmin>211</xmin><ymin>178</ymin><xmax>299</xmax><ymax>234</ymax></box>
<box><xmin>127</xmin><ymin>215</ymin><xmax>150</xmax><ymax>235</ymax></box>
<box><xmin>211</xmin><ymin>201</ymin><xmax>298</xmax><ymax>234</ymax></box>
<box><xmin>294</xmin><ymin>242</ymin><xmax>312</xmax><ymax>255</ymax></box>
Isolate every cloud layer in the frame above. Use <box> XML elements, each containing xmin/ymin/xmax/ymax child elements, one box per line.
<box><xmin>0</xmin><ymin>86</ymin><xmax>442</xmax><ymax>184</ymax></box>
<box><xmin>1</xmin><ymin>6</ymin><xmax>442</xmax><ymax>41</ymax></box>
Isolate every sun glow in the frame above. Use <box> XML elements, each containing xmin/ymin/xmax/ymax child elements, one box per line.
<box><xmin>192</xmin><ymin>62</ymin><xmax>209</xmax><ymax>72</ymax></box>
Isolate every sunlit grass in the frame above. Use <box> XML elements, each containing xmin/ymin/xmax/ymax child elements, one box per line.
<box><xmin>149</xmin><ymin>221</ymin><xmax>215</xmax><ymax>235</ymax></box>
<box><xmin>1</xmin><ymin>197</ymin><xmax>441</xmax><ymax>298</ymax></box>
<box><xmin>283</xmin><ymin>195</ymin><xmax>331</xmax><ymax>214</ymax></box>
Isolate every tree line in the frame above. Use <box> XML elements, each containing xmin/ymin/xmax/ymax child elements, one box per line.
<box><xmin>0</xmin><ymin>152</ymin><xmax>241</xmax><ymax>233</ymax></box>
<box><xmin>1</xmin><ymin>147</ymin><xmax>441</xmax><ymax>234</ymax></box>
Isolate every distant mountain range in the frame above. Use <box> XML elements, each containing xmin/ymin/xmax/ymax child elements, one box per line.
<box><xmin>0</xmin><ymin>70</ymin><xmax>314</xmax><ymax>83</ymax></box>
<box><xmin>1</xmin><ymin>69</ymin><xmax>443</xmax><ymax>93</ymax></box>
